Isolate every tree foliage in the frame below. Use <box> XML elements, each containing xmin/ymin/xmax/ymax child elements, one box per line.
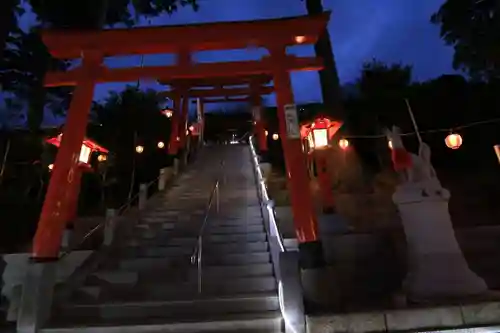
<box><xmin>431</xmin><ymin>0</ymin><xmax>500</xmax><ymax>80</ymax></box>
<box><xmin>29</xmin><ymin>0</ymin><xmax>199</xmax><ymax>29</ymax></box>
<box><xmin>90</xmin><ymin>86</ymin><xmax>171</xmax><ymax>206</ymax></box>
<box><xmin>1</xmin><ymin>0</ymin><xmax>198</xmax><ymax>131</ymax></box>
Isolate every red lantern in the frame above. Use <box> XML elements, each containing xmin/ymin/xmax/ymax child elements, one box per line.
<box><xmin>445</xmin><ymin>133</ymin><xmax>463</xmax><ymax>149</ymax></box>
<box><xmin>46</xmin><ymin>134</ymin><xmax>108</xmax><ymax>166</ymax></box>
<box><xmin>300</xmin><ymin>117</ymin><xmax>342</xmax><ymax>151</ymax></box>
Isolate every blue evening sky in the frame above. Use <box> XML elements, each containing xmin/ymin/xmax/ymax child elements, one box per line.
<box><xmin>16</xmin><ymin>0</ymin><xmax>455</xmax><ymax>113</ymax></box>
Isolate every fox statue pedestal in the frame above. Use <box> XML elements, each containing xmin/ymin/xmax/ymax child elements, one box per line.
<box><xmin>393</xmin><ymin>182</ymin><xmax>487</xmax><ymax>302</ymax></box>
<box><xmin>386</xmin><ymin>125</ymin><xmax>487</xmax><ymax>302</ymax></box>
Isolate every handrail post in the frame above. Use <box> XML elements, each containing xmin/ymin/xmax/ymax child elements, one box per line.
<box><xmin>138</xmin><ymin>183</ymin><xmax>147</xmax><ymax>210</ymax></box>
<box><xmin>103</xmin><ymin>208</ymin><xmax>116</xmax><ymax>246</ymax></box>
<box><xmin>158</xmin><ymin>168</ymin><xmax>167</xmax><ymax>191</ymax></box>
<box><xmin>216</xmin><ymin>183</ymin><xmax>220</xmax><ymax>214</ymax></box>
<box><xmin>197</xmin><ymin>237</ymin><xmax>202</xmax><ymax>293</ymax></box>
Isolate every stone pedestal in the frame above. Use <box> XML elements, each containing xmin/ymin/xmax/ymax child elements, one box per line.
<box><xmin>103</xmin><ymin>209</ymin><xmax>116</xmax><ymax>246</ymax></box>
<box><xmin>393</xmin><ymin>184</ymin><xmax>487</xmax><ymax>301</ymax></box>
<box><xmin>260</xmin><ymin>162</ymin><xmax>272</xmax><ymax>181</ymax></box>
<box><xmin>158</xmin><ymin>168</ymin><xmax>167</xmax><ymax>191</ymax></box>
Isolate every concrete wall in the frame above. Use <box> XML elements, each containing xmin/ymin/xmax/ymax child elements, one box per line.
<box><xmin>0</xmin><ymin>251</ymin><xmax>92</xmax><ymax>321</ymax></box>
<box><xmin>307</xmin><ymin>301</ymin><xmax>500</xmax><ymax>333</ymax></box>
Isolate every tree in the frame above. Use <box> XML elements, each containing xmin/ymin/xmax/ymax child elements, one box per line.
<box><xmin>356</xmin><ymin>59</ymin><xmax>413</xmax><ymax>127</ymax></box>
<box><xmin>0</xmin><ymin>0</ymin><xmax>22</xmax><ymax>62</ymax></box>
<box><xmin>91</xmin><ymin>86</ymin><xmax>171</xmax><ymax>206</ymax></box>
<box><xmin>1</xmin><ymin>29</ymin><xmax>71</xmax><ymax>130</ymax></box>
<box><xmin>431</xmin><ymin>0</ymin><xmax>499</xmax><ymax>80</ymax></box>
<box><xmin>302</xmin><ymin>0</ymin><xmax>343</xmax><ymax>118</ymax></box>
<box><xmin>29</xmin><ymin>0</ymin><xmax>199</xmax><ymax>29</ymax></box>
<box><xmin>1</xmin><ymin>0</ymin><xmax>199</xmax><ymax>130</ymax></box>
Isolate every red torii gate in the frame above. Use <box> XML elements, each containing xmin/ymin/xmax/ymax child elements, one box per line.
<box><xmin>35</xmin><ymin>13</ymin><xmax>330</xmax><ymax>268</ymax></box>
<box><xmin>159</xmin><ymin>74</ymin><xmax>273</xmax><ymax>155</ymax></box>
<box><xmin>160</xmin><ymin>76</ymin><xmax>274</xmax><ymax>154</ymax></box>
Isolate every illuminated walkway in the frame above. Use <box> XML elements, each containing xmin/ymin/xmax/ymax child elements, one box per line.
<box><xmin>44</xmin><ymin>145</ymin><xmax>282</xmax><ymax>332</ymax></box>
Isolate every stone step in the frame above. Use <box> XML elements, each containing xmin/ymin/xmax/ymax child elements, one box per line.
<box><xmin>107</xmin><ymin>252</ymin><xmax>270</xmax><ymax>271</ymax></box>
<box><xmin>208</xmin><ymin>224</ymin><xmax>264</xmax><ymax>234</ymax></box>
<box><xmin>58</xmin><ymin>292</ymin><xmax>279</xmax><ymax>322</ymax></box>
<box><xmin>79</xmin><ymin>276</ymin><xmax>277</xmax><ymax>301</ymax></box>
<box><xmin>118</xmin><ymin>241</ymin><xmax>269</xmax><ymax>258</ymax></box>
<box><xmin>90</xmin><ymin>263</ymin><xmax>274</xmax><ymax>287</ymax></box>
<box><xmin>44</xmin><ymin>311</ymin><xmax>282</xmax><ymax>333</ymax></box>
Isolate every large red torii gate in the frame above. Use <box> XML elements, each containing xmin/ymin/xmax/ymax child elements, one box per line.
<box><xmin>35</xmin><ymin>13</ymin><xmax>330</xmax><ymax>268</ymax></box>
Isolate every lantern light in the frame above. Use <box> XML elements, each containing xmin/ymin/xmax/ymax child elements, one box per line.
<box><xmin>295</xmin><ymin>35</ymin><xmax>306</xmax><ymax>44</ymax></box>
<box><xmin>163</xmin><ymin>109</ymin><xmax>173</xmax><ymax>118</ymax></box>
<box><xmin>388</xmin><ymin>139</ymin><xmax>393</xmax><ymax>150</ymax></box>
<box><xmin>78</xmin><ymin>144</ymin><xmax>92</xmax><ymax>164</ymax></box>
<box><xmin>97</xmin><ymin>154</ymin><xmax>107</xmax><ymax>162</ymax></box>
<box><xmin>265</xmin><ymin>130</ymin><xmax>268</xmax><ymax>136</ymax></box>
<box><xmin>189</xmin><ymin>125</ymin><xmax>195</xmax><ymax>132</ymax></box>
<box><xmin>272</xmin><ymin>133</ymin><xmax>279</xmax><ymax>141</ymax></box>
<box><xmin>157</xmin><ymin>141</ymin><xmax>165</xmax><ymax>149</ymax></box>
<box><xmin>176</xmin><ymin>136</ymin><xmax>180</xmax><ymax>142</ymax></box>
<box><xmin>48</xmin><ymin>164</ymin><xmax>54</xmax><ymax>171</ymax></box>
<box><xmin>186</xmin><ymin>130</ymin><xmax>190</xmax><ymax>135</ymax></box>
<box><xmin>339</xmin><ymin>138</ymin><xmax>349</xmax><ymax>150</ymax></box>
<box><xmin>135</xmin><ymin>145</ymin><xmax>144</xmax><ymax>154</ymax></box>
<box><xmin>445</xmin><ymin>133</ymin><xmax>463</xmax><ymax>149</ymax></box>
<box><xmin>312</xmin><ymin>128</ymin><xmax>329</xmax><ymax>149</ymax></box>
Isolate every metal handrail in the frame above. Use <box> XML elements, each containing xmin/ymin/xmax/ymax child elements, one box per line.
<box><xmin>190</xmin><ymin>160</ymin><xmax>225</xmax><ymax>293</ymax></box>
<box><xmin>59</xmin><ymin>175</ymin><xmax>161</xmax><ymax>259</ymax></box>
<box><xmin>248</xmin><ymin>136</ymin><xmax>286</xmax><ymax>252</ymax></box>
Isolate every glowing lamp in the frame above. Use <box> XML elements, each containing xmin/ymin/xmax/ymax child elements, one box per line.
<box><xmin>163</xmin><ymin>109</ymin><xmax>173</xmax><ymax>118</ymax></box>
<box><xmin>388</xmin><ymin>139</ymin><xmax>393</xmax><ymax>150</ymax></box>
<box><xmin>265</xmin><ymin>130</ymin><xmax>268</xmax><ymax>136</ymax></box>
<box><xmin>157</xmin><ymin>141</ymin><xmax>165</xmax><ymax>149</ymax></box>
<box><xmin>272</xmin><ymin>133</ymin><xmax>279</xmax><ymax>141</ymax></box>
<box><xmin>295</xmin><ymin>35</ymin><xmax>306</xmax><ymax>44</ymax></box>
<box><xmin>135</xmin><ymin>145</ymin><xmax>144</xmax><ymax>153</ymax></box>
<box><xmin>46</xmin><ymin>134</ymin><xmax>108</xmax><ymax>166</ymax></box>
<box><xmin>186</xmin><ymin>130</ymin><xmax>190</xmax><ymax>136</ymax></box>
<box><xmin>48</xmin><ymin>164</ymin><xmax>54</xmax><ymax>171</ymax></box>
<box><xmin>339</xmin><ymin>138</ymin><xmax>349</xmax><ymax>150</ymax></box>
<box><xmin>97</xmin><ymin>154</ymin><xmax>107</xmax><ymax>162</ymax></box>
<box><xmin>445</xmin><ymin>133</ymin><xmax>462</xmax><ymax>149</ymax></box>
<box><xmin>189</xmin><ymin>125</ymin><xmax>195</xmax><ymax>132</ymax></box>
<box><xmin>301</xmin><ymin>117</ymin><xmax>343</xmax><ymax>151</ymax></box>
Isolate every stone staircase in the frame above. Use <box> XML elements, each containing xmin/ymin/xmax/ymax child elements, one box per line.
<box><xmin>42</xmin><ymin>146</ymin><xmax>282</xmax><ymax>332</ymax></box>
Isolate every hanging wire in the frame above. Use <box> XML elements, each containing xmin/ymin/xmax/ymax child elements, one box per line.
<box><xmin>342</xmin><ymin>117</ymin><xmax>500</xmax><ymax>140</ymax></box>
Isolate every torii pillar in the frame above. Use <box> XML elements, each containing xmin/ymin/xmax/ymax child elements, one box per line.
<box><xmin>32</xmin><ymin>51</ymin><xmax>102</xmax><ymax>259</ymax></box>
<box><xmin>168</xmin><ymin>92</ymin><xmax>182</xmax><ymax>174</ymax></box>
<box><xmin>270</xmin><ymin>47</ymin><xmax>324</xmax><ymax>269</ymax></box>
<box><xmin>178</xmin><ymin>90</ymin><xmax>190</xmax><ymax>167</ymax></box>
<box><xmin>250</xmin><ymin>83</ymin><xmax>268</xmax><ymax>162</ymax></box>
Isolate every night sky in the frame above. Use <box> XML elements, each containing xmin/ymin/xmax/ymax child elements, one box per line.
<box><xmin>17</xmin><ymin>0</ymin><xmax>455</xmax><ymax>114</ymax></box>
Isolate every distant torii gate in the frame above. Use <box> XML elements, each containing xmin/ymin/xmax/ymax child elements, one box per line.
<box><xmin>159</xmin><ymin>74</ymin><xmax>272</xmax><ymax>154</ymax></box>
<box><xmin>36</xmin><ymin>13</ymin><xmax>331</xmax><ymax>268</ymax></box>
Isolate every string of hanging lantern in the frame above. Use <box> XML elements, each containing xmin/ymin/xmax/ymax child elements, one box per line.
<box><xmin>334</xmin><ymin>117</ymin><xmax>500</xmax><ymax>151</ymax></box>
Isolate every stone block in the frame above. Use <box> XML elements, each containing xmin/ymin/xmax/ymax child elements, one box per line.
<box><xmin>385</xmin><ymin>306</ymin><xmax>463</xmax><ymax>331</ymax></box>
<box><xmin>461</xmin><ymin>302</ymin><xmax>500</xmax><ymax>325</ymax></box>
<box><xmin>307</xmin><ymin>313</ymin><xmax>386</xmax><ymax>333</ymax></box>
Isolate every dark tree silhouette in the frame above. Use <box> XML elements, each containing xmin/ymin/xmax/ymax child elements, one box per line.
<box><xmin>431</xmin><ymin>0</ymin><xmax>499</xmax><ymax>80</ymax></box>
<box><xmin>302</xmin><ymin>0</ymin><xmax>343</xmax><ymax>117</ymax></box>
<box><xmin>91</xmin><ymin>86</ymin><xmax>171</xmax><ymax>207</ymax></box>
